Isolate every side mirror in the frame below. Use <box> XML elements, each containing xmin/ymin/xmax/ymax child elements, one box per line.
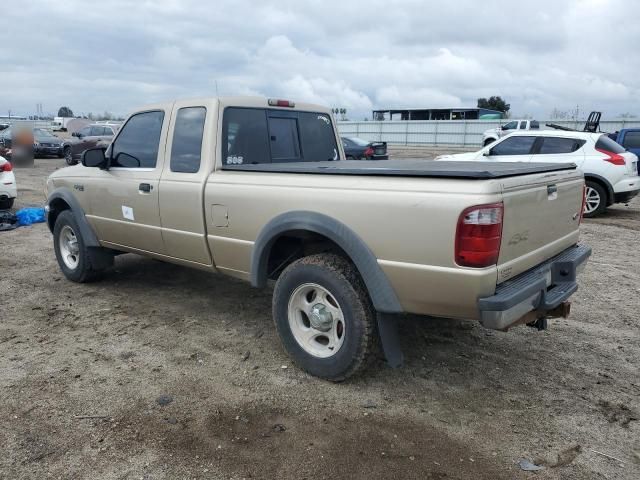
<box><xmin>71</xmin><ymin>132</ymin><xmax>78</xmax><ymax>137</ymax></box>
<box><xmin>482</xmin><ymin>150</ymin><xmax>491</xmax><ymax>157</ymax></box>
<box><xmin>82</xmin><ymin>147</ymin><xmax>108</xmax><ymax>169</ymax></box>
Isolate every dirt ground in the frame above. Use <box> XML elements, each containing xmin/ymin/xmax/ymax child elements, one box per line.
<box><xmin>1</xmin><ymin>153</ymin><xmax>639</xmax><ymax>480</ymax></box>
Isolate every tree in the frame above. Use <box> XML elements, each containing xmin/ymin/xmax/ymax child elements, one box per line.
<box><xmin>477</xmin><ymin>96</ymin><xmax>510</xmax><ymax>114</ymax></box>
<box><xmin>57</xmin><ymin>106</ymin><xmax>74</xmax><ymax>117</ymax></box>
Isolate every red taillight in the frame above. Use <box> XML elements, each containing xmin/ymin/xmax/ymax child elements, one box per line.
<box><xmin>364</xmin><ymin>147</ymin><xmax>374</xmax><ymax>157</ymax></box>
<box><xmin>268</xmin><ymin>98</ymin><xmax>295</xmax><ymax>108</ymax></box>
<box><xmin>596</xmin><ymin>148</ymin><xmax>625</xmax><ymax>166</ymax></box>
<box><xmin>455</xmin><ymin>203</ymin><xmax>503</xmax><ymax>268</ymax></box>
<box><xmin>1</xmin><ymin>161</ymin><xmax>12</xmax><ymax>172</ymax></box>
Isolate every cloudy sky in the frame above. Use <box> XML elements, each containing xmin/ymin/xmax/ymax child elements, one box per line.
<box><xmin>1</xmin><ymin>0</ymin><xmax>638</xmax><ymax>120</ymax></box>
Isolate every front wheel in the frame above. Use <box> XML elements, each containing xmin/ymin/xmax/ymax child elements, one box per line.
<box><xmin>583</xmin><ymin>181</ymin><xmax>607</xmax><ymax>218</ymax></box>
<box><xmin>273</xmin><ymin>254</ymin><xmax>378</xmax><ymax>381</ymax></box>
<box><xmin>53</xmin><ymin>210</ymin><xmax>103</xmax><ymax>282</ymax></box>
<box><xmin>0</xmin><ymin>197</ymin><xmax>14</xmax><ymax>210</ymax></box>
<box><xmin>63</xmin><ymin>147</ymin><xmax>77</xmax><ymax>165</ymax></box>
<box><xmin>483</xmin><ymin>138</ymin><xmax>495</xmax><ymax>147</ymax></box>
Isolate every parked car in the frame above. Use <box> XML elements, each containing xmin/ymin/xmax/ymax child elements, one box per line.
<box><xmin>341</xmin><ymin>137</ymin><xmax>388</xmax><ymax>159</ymax></box>
<box><xmin>0</xmin><ymin>127</ymin><xmax>68</xmax><ymax>159</ymax></box>
<box><xmin>437</xmin><ymin>130</ymin><xmax>640</xmax><ymax>217</ymax></box>
<box><xmin>608</xmin><ymin>129</ymin><xmax>640</xmax><ymax>159</ymax></box>
<box><xmin>45</xmin><ymin>96</ymin><xmax>591</xmax><ymax>380</ymax></box>
<box><xmin>65</xmin><ymin>123</ymin><xmax>119</xmax><ymax>165</ymax></box>
<box><xmin>0</xmin><ymin>156</ymin><xmax>16</xmax><ymax>210</ymax></box>
<box><xmin>482</xmin><ymin>119</ymin><xmax>540</xmax><ymax>146</ymax></box>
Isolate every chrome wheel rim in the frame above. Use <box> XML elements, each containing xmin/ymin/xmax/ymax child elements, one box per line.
<box><xmin>287</xmin><ymin>283</ymin><xmax>346</xmax><ymax>358</ymax></box>
<box><xmin>64</xmin><ymin>148</ymin><xmax>72</xmax><ymax>163</ymax></box>
<box><xmin>584</xmin><ymin>186</ymin><xmax>601</xmax><ymax>214</ymax></box>
<box><xmin>59</xmin><ymin>225</ymin><xmax>80</xmax><ymax>269</ymax></box>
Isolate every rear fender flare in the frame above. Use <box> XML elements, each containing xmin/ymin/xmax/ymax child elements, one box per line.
<box><xmin>251</xmin><ymin>211</ymin><xmax>403</xmax><ymax>314</ymax></box>
<box><xmin>584</xmin><ymin>174</ymin><xmax>615</xmax><ymax>206</ymax></box>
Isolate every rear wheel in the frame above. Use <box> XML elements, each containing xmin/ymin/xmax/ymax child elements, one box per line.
<box><xmin>0</xmin><ymin>197</ymin><xmax>14</xmax><ymax>210</ymax></box>
<box><xmin>583</xmin><ymin>181</ymin><xmax>607</xmax><ymax>218</ymax></box>
<box><xmin>273</xmin><ymin>254</ymin><xmax>378</xmax><ymax>381</ymax></box>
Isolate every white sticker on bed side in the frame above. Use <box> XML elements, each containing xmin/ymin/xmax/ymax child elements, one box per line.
<box><xmin>122</xmin><ymin>206</ymin><xmax>134</xmax><ymax>221</ymax></box>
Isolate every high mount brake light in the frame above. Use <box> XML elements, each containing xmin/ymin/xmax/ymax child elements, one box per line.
<box><xmin>455</xmin><ymin>203</ymin><xmax>504</xmax><ymax>268</ymax></box>
<box><xmin>268</xmin><ymin>99</ymin><xmax>295</xmax><ymax>108</ymax></box>
<box><xmin>596</xmin><ymin>148</ymin><xmax>625</xmax><ymax>166</ymax></box>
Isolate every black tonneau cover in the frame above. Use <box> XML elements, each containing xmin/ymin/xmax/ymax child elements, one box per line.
<box><xmin>222</xmin><ymin>159</ymin><xmax>576</xmax><ymax>179</ymax></box>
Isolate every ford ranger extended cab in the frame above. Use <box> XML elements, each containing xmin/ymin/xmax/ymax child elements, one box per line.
<box><xmin>45</xmin><ymin>97</ymin><xmax>591</xmax><ymax>380</ymax></box>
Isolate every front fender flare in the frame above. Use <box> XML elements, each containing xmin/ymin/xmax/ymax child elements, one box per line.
<box><xmin>251</xmin><ymin>211</ymin><xmax>403</xmax><ymax>314</ymax></box>
<box><xmin>47</xmin><ymin>187</ymin><xmax>100</xmax><ymax>247</ymax></box>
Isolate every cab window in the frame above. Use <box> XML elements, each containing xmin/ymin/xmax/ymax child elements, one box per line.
<box><xmin>111</xmin><ymin>110</ymin><xmax>164</xmax><ymax>168</ymax></box>
<box><xmin>490</xmin><ymin>136</ymin><xmax>536</xmax><ymax>156</ymax></box>
<box><xmin>170</xmin><ymin>107</ymin><xmax>206</xmax><ymax>173</ymax></box>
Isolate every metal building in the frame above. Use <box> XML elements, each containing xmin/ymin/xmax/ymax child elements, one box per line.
<box><xmin>371</xmin><ymin>107</ymin><xmax>503</xmax><ymax>121</ymax></box>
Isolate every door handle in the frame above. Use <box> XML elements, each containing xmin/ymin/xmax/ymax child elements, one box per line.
<box><xmin>139</xmin><ymin>183</ymin><xmax>152</xmax><ymax>193</ymax></box>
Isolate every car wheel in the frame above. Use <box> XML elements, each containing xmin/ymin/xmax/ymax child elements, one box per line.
<box><xmin>63</xmin><ymin>146</ymin><xmax>76</xmax><ymax>165</ymax></box>
<box><xmin>53</xmin><ymin>210</ymin><xmax>103</xmax><ymax>282</ymax></box>
<box><xmin>272</xmin><ymin>253</ymin><xmax>378</xmax><ymax>381</ymax></box>
<box><xmin>583</xmin><ymin>181</ymin><xmax>607</xmax><ymax>218</ymax></box>
<box><xmin>0</xmin><ymin>197</ymin><xmax>14</xmax><ymax>210</ymax></box>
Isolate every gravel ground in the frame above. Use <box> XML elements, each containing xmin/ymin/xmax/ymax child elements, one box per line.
<box><xmin>1</xmin><ymin>155</ymin><xmax>639</xmax><ymax>479</ymax></box>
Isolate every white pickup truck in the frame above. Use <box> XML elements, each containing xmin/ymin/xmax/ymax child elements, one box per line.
<box><xmin>483</xmin><ymin>119</ymin><xmax>540</xmax><ymax>146</ymax></box>
<box><xmin>45</xmin><ymin>96</ymin><xmax>591</xmax><ymax>380</ymax></box>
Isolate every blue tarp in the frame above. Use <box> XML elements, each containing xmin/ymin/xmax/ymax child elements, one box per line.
<box><xmin>15</xmin><ymin>207</ymin><xmax>46</xmax><ymax>226</ymax></box>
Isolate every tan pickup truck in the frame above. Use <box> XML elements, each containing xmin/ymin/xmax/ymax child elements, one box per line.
<box><xmin>45</xmin><ymin>96</ymin><xmax>591</xmax><ymax>380</ymax></box>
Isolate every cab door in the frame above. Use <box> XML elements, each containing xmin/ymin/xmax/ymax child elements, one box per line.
<box><xmin>87</xmin><ymin>108</ymin><xmax>169</xmax><ymax>254</ymax></box>
<box><xmin>158</xmin><ymin>100</ymin><xmax>215</xmax><ymax>265</ymax></box>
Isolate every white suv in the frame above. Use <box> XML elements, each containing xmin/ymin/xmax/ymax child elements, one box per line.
<box><xmin>0</xmin><ymin>156</ymin><xmax>17</xmax><ymax>210</ymax></box>
<box><xmin>437</xmin><ymin>130</ymin><xmax>640</xmax><ymax>217</ymax></box>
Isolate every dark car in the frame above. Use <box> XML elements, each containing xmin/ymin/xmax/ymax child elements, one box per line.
<box><xmin>0</xmin><ymin>127</ymin><xmax>68</xmax><ymax>159</ymax></box>
<box><xmin>66</xmin><ymin>123</ymin><xmax>120</xmax><ymax>165</ymax></box>
<box><xmin>341</xmin><ymin>136</ymin><xmax>388</xmax><ymax>160</ymax></box>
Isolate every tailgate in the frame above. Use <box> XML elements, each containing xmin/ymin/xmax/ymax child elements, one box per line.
<box><xmin>497</xmin><ymin>169</ymin><xmax>584</xmax><ymax>283</ymax></box>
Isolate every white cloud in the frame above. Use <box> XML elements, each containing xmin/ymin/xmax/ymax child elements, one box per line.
<box><xmin>0</xmin><ymin>0</ymin><xmax>637</xmax><ymax>119</ymax></box>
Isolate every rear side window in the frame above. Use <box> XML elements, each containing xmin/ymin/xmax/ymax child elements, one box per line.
<box><xmin>223</xmin><ymin>108</ymin><xmax>270</xmax><ymax>165</ymax></box>
<box><xmin>596</xmin><ymin>135</ymin><xmax>626</xmax><ymax>154</ymax></box>
<box><xmin>622</xmin><ymin>132</ymin><xmax>640</xmax><ymax>149</ymax></box>
<box><xmin>222</xmin><ymin>108</ymin><xmax>338</xmax><ymax>164</ymax></box>
<box><xmin>519</xmin><ymin>121</ymin><xmax>527</xmax><ymax>129</ymax></box>
<box><xmin>490</xmin><ymin>136</ymin><xmax>536</xmax><ymax>156</ymax></box>
<box><xmin>170</xmin><ymin>107</ymin><xmax>206</xmax><ymax>173</ymax></box>
<box><xmin>538</xmin><ymin>137</ymin><xmax>585</xmax><ymax>154</ymax></box>
<box><xmin>111</xmin><ymin>110</ymin><xmax>164</xmax><ymax>168</ymax></box>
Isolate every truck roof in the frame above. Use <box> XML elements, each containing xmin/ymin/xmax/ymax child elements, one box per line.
<box><xmin>222</xmin><ymin>159</ymin><xmax>576</xmax><ymax>179</ymax></box>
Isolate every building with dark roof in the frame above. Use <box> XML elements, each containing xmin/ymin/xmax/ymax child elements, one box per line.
<box><xmin>372</xmin><ymin>107</ymin><xmax>504</xmax><ymax>121</ymax></box>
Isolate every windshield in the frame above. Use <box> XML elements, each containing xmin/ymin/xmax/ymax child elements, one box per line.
<box><xmin>502</xmin><ymin>121</ymin><xmax>518</xmax><ymax>130</ymax></box>
<box><xmin>34</xmin><ymin>128</ymin><xmax>57</xmax><ymax>139</ymax></box>
<box><xmin>347</xmin><ymin>137</ymin><xmax>370</xmax><ymax>146</ymax></box>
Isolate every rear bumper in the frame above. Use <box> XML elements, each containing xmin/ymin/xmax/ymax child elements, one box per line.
<box><xmin>614</xmin><ymin>189</ymin><xmax>640</xmax><ymax>204</ymax></box>
<box><xmin>612</xmin><ymin>176</ymin><xmax>640</xmax><ymax>195</ymax></box>
<box><xmin>477</xmin><ymin>244</ymin><xmax>591</xmax><ymax>330</ymax></box>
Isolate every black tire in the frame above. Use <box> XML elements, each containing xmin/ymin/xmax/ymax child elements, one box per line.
<box><xmin>273</xmin><ymin>253</ymin><xmax>378</xmax><ymax>381</ymax></box>
<box><xmin>0</xmin><ymin>197</ymin><xmax>14</xmax><ymax>210</ymax></box>
<box><xmin>583</xmin><ymin>180</ymin><xmax>607</xmax><ymax>218</ymax></box>
<box><xmin>483</xmin><ymin>138</ymin><xmax>495</xmax><ymax>147</ymax></box>
<box><xmin>53</xmin><ymin>210</ymin><xmax>103</xmax><ymax>282</ymax></box>
<box><xmin>64</xmin><ymin>147</ymin><xmax>77</xmax><ymax>165</ymax></box>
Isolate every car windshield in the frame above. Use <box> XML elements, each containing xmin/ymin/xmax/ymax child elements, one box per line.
<box><xmin>34</xmin><ymin>128</ymin><xmax>57</xmax><ymax>139</ymax></box>
<box><xmin>347</xmin><ymin>137</ymin><xmax>369</xmax><ymax>146</ymax></box>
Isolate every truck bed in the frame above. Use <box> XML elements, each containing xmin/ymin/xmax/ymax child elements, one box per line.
<box><xmin>222</xmin><ymin>159</ymin><xmax>576</xmax><ymax>179</ymax></box>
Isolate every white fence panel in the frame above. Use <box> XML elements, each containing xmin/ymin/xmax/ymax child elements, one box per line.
<box><xmin>338</xmin><ymin>119</ymin><xmax>640</xmax><ymax>147</ymax></box>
